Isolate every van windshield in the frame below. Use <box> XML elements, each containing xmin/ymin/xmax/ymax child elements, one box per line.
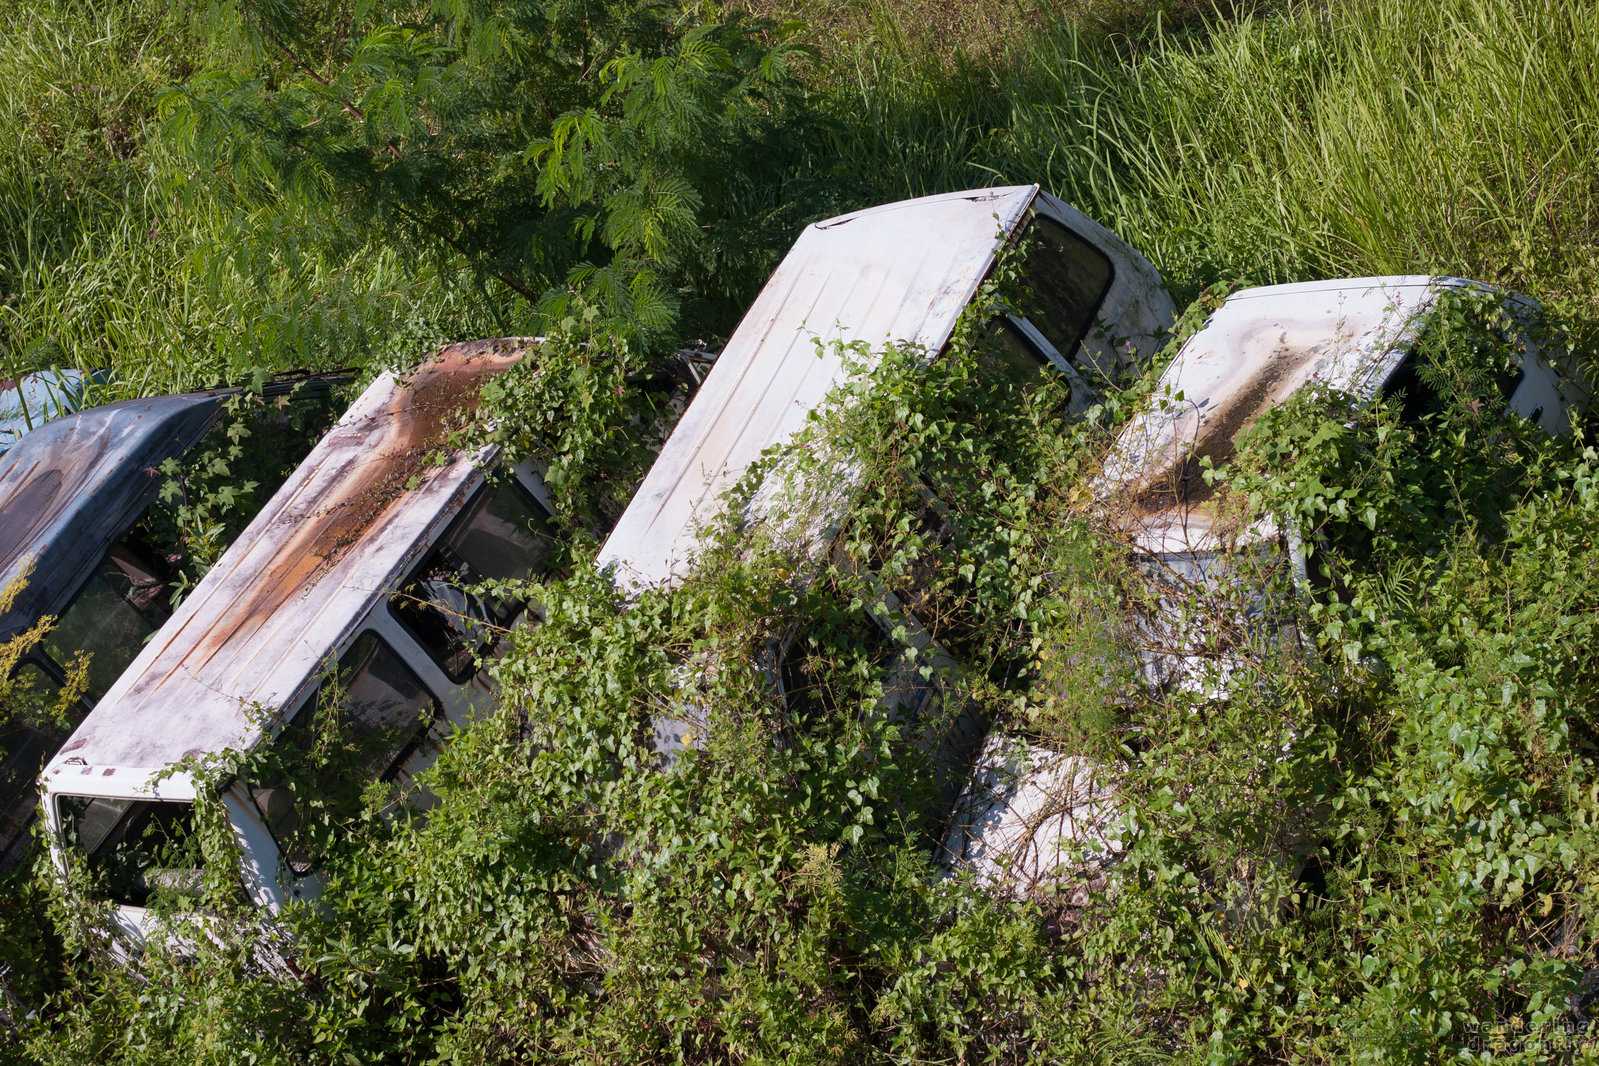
<box><xmin>393</xmin><ymin>480</ymin><xmax>556</xmax><ymax>682</ymax></box>
<box><xmin>250</xmin><ymin>632</ymin><xmax>440</xmax><ymax>875</ymax></box>
<box><xmin>1017</xmin><ymin>215</ymin><xmax>1114</xmax><ymax>362</ymax></box>
<box><xmin>54</xmin><ymin>795</ymin><xmax>201</xmax><ymax>907</ymax></box>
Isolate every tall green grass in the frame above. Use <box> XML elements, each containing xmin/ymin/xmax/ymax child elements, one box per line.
<box><xmin>6</xmin><ymin>0</ymin><xmax>1597</xmax><ymax>389</ymax></box>
<box><xmin>823</xmin><ymin>0</ymin><xmax>1599</xmax><ymax>326</ymax></box>
<box><xmin>0</xmin><ymin>0</ymin><xmax>503</xmax><ymax>397</ymax></box>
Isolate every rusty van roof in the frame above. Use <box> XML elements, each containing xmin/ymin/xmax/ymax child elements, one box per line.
<box><xmin>1094</xmin><ymin>275</ymin><xmax>1579</xmax><ymax>554</ymax></box>
<box><xmin>597</xmin><ymin>187</ymin><xmax>1041</xmax><ymax>591</ymax></box>
<box><xmin>44</xmin><ymin>340</ymin><xmax>530</xmax><ymax>776</ymax></box>
<box><xmin>0</xmin><ymin>392</ymin><xmax>228</xmax><ymax>639</ymax></box>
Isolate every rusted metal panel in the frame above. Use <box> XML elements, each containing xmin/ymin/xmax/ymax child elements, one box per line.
<box><xmin>0</xmin><ymin>393</ymin><xmax>227</xmax><ymax>640</ymax></box>
<box><xmin>1096</xmin><ymin>276</ymin><xmax>1581</xmax><ymax>554</ymax></box>
<box><xmin>42</xmin><ymin>340</ymin><xmax>530</xmax><ymax>776</ymax></box>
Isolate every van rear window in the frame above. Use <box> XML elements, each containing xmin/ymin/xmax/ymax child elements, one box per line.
<box><xmin>1018</xmin><ymin>215</ymin><xmax>1114</xmax><ymax>363</ymax></box>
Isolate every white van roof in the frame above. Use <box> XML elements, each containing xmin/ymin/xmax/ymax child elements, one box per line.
<box><xmin>43</xmin><ymin>340</ymin><xmax>530</xmax><ymax>781</ymax></box>
<box><xmin>1096</xmin><ymin>276</ymin><xmax>1578</xmax><ymax>553</ymax></box>
<box><xmin>598</xmin><ymin>185</ymin><xmax>1170</xmax><ymax>591</ymax></box>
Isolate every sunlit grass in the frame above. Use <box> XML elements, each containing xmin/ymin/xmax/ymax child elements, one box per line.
<box><xmin>5</xmin><ymin>0</ymin><xmax>1597</xmax><ymax>390</ymax></box>
<box><xmin>820</xmin><ymin>0</ymin><xmax>1599</xmax><ymax>340</ymax></box>
<box><xmin>0</xmin><ymin>0</ymin><xmax>502</xmax><ymax>397</ymax></box>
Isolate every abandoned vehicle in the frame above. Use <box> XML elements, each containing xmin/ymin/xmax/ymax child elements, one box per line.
<box><xmin>38</xmin><ymin>179</ymin><xmax>1182</xmax><ymax>946</ymax></box>
<box><xmin>598</xmin><ymin>184</ymin><xmax>1176</xmax><ymax>803</ymax></box>
<box><xmin>39</xmin><ymin>341</ymin><xmax>554</xmax><ymax>946</ymax></box>
<box><xmin>940</xmin><ymin>274</ymin><xmax>1587</xmax><ymax>897</ymax></box>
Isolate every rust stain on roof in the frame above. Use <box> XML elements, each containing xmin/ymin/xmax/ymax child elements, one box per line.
<box><xmin>308</xmin><ymin>346</ymin><xmax>513</xmax><ymax>562</ymax></box>
<box><xmin>1097</xmin><ymin>277</ymin><xmax>1458</xmax><ymax>553</ymax></box>
<box><xmin>45</xmin><ymin>339</ymin><xmax>535</xmax><ymax>771</ymax></box>
<box><xmin>134</xmin><ymin>339</ymin><xmax>529</xmax><ymax>697</ymax></box>
<box><xmin>307</xmin><ymin>341</ymin><xmax>520</xmax><ymax>565</ymax></box>
<box><xmin>1123</xmin><ymin>342</ymin><xmax>1307</xmax><ymax>522</ymax></box>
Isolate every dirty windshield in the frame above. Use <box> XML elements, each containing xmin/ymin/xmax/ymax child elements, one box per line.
<box><xmin>393</xmin><ymin>480</ymin><xmax>556</xmax><ymax>682</ymax></box>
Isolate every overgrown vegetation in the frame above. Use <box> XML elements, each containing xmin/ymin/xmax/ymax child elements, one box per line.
<box><xmin>0</xmin><ymin>574</ymin><xmax>86</xmax><ymax>1023</ymax></box>
<box><xmin>4</xmin><ymin>0</ymin><xmax>1599</xmax><ymax>1061</ymax></box>
<box><xmin>133</xmin><ymin>375</ymin><xmax>350</xmax><ymax>597</ymax></box>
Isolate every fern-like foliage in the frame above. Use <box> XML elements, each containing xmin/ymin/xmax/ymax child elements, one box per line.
<box><xmin>160</xmin><ymin>0</ymin><xmax>814</xmax><ymax>355</ymax></box>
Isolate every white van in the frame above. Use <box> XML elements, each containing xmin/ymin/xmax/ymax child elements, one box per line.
<box><xmin>1099</xmin><ymin>275</ymin><xmax>1581</xmax><ymax>691</ymax></box>
<box><xmin>598</xmin><ymin>186</ymin><xmax>1176</xmax><ymax>798</ymax></box>
<box><xmin>39</xmin><ymin>339</ymin><xmax>554</xmax><ymax>945</ymax></box>
<box><xmin>601</xmin><ymin>185</ymin><xmax>1175</xmax><ymax>591</ymax></box>
<box><xmin>942</xmin><ymin>275</ymin><xmax>1586</xmax><ymax>896</ymax></box>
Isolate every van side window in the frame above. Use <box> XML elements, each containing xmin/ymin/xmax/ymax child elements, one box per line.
<box><xmin>1</xmin><ymin>660</ymin><xmax>68</xmax><ymax>758</ymax></box>
<box><xmin>778</xmin><ymin>612</ymin><xmax>897</xmax><ymax>720</ymax></box>
<box><xmin>1</xmin><ymin>662</ymin><xmax>69</xmax><ymax>857</ymax></box>
<box><xmin>392</xmin><ymin>480</ymin><xmax>556</xmax><ymax>682</ymax></box>
<box><xmin>55</xmin><ymin>795</ymin><xmax>202</xmax><ymax>907</ymax></box>
<box><xmin>335</xmin><ymin>633</ymin><xmax>441</xmax><ymax>781</ymax></box>
<box><xmin>882</xmin><ymin>497</ymin><xmax>987</xmax><ymax>663</ymax></box>
<box><xmin>248</xmin><ymin>633</ymin><xmax>440</xmax><ymax>876</ymax></box>
<box><xmin>871</xmin><ymin>492</ymin><xmax>1035</xmax><ymax>690</ymax></box>
<box><xmin>1017</xmin><ymin>215</ymin><xmax>1114</xmax><ymax>362</ymax></box>
<box><xmin>982</xmin><ymin>319</ymin><xmax>1056</xmax><ymax>393</ymax></box>
<box><xmin>44</xmin><ymin>539</ymin><xmax>174</xmax><ymax>699</ymax></box>
<box><xmin>247</xmin><ymin>690</ymin><xmax>322</xmax><ymax>877</ymax></box>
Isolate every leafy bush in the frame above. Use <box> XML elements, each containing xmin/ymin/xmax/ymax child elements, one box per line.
<box><xmin>158</xmin><ymin>0</ymin><xmax>819</xmax><ymax>354</ymax></box>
